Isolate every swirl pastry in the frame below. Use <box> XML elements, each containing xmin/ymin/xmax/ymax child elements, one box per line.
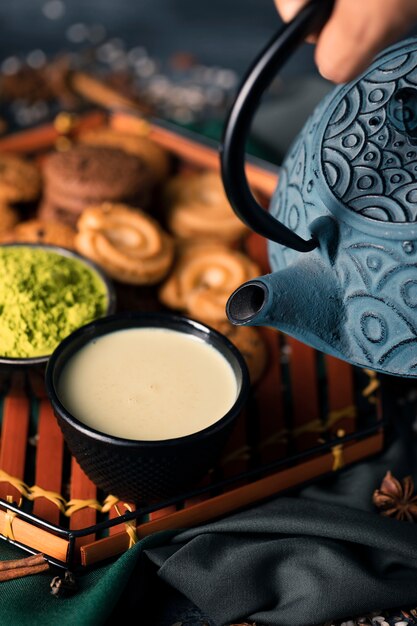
<box><xmin>75</xmin><ymin>202</ymin><xmax>175</xmax><ymax>285</ymax></box>
<box><xmin>159</xmin><ymin>242</ymin><xmax>260</xmax><ymax>321</ymax></box>
<box><xmin>164</xmin><ymin>170</ymin><xmax>249</xmax><ymax>242</ymax></box>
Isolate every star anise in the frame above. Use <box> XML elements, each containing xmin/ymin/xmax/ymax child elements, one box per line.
<box><xmin>50</xmin><ymin>570</ymin><xmax>78</xmax><ymax>597</ymax></box>
<box><xmin>373</xmin><ymin>470</ymin><xmax>417</xmax><ymax>521</ymax></box>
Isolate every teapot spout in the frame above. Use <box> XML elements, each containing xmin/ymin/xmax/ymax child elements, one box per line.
<box><xmin>226</xmin><ymin>259</ymin><xmax>349</xmax><ymax>360</ymax></box>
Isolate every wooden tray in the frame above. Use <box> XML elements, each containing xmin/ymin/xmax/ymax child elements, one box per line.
<box><xmin>0</xmin><ymin>108</ymin><xmax>385</xmax><ymax>572</ymax></box>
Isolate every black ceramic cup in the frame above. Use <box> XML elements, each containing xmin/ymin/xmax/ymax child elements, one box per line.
<box><xmin>45</xmin><ymin>312</ymin><xmax>250</xmax><ymax>504</ymax></box>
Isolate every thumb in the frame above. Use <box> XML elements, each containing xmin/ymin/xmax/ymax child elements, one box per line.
<box><xmin>274</xmin><ymin>0</ymin><xmax>309</xmax><ymax>22</ymax></box>
<box><xmin>273</xmin><ymin>0</ymin><xmax>319</xmax><ymax>42</ymax></box>
<box><xmin>315</xmin><ymin>0</ymin><xmax>417</xmax><ymax>83</ymax></box>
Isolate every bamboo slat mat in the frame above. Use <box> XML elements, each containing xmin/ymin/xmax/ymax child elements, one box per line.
<box><xmin>0</xmin><ymin>111</ymin><xmax>384</xmax><ymax>570</ymax></box>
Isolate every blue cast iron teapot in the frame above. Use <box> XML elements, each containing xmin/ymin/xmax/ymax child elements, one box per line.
<box><xmin>221</xmin><ymin>0</ymin><xmax>417</xmax><ymax>378</ymax></box>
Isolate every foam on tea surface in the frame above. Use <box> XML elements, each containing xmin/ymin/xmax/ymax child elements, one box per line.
<box><xmin>57</xmin><ymin>327</ymin><xmax>238</xmax><ymax>440</ymax></box>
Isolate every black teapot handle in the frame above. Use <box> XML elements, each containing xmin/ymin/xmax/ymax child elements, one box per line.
<box><xmin>220</xmin><ymin>0</ymin><xmax>334</xmax><ymax>252</ymax></box>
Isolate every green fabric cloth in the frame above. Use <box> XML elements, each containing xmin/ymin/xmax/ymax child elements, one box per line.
<box><xmin>148</xmin><ymin>497</ymin><xmax>417</xmax><ymax>625</ymax></box>
<box><xmin>0</xmin><ymin>532</ymin><xmax>173</xmax><ymax>626</ymax></box>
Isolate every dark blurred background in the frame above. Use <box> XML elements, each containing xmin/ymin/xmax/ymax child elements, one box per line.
<box><xmin>2</xmin><ymin>3</ymin><xmax>417</xmax><ymax>169</ymax></box>
<box><xmin>0</xmin><ymin>0</ymin><xmax>315</xmax><ymax>75</ymax></box>
<box><xmin>0</xmin><ymin>0</ymin><xmax>334</xmax><ymax>164</ymax></box>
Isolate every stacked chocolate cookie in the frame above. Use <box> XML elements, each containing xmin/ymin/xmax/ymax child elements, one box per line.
<box><xmin>39</xmin><ymin>144</ymin><xmax>156</xmax><ymax>227</ymax></box>
<box><xmin>77</xmin><ymin>128</ymin><xmax>171</xmax><ymax>186</ymax></box>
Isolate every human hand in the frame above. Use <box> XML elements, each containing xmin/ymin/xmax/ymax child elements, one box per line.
<box><xmin>274</xmin><ymin>0</ymin><xmax>417</xmax><ymax>83</ymax></box>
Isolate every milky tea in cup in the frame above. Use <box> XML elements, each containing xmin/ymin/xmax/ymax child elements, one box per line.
<box><xmin>47</xmin><ymin>313</ymin><xmax>250</xmax><ymax>502</ymax></box>
<box><xmin>57</xmin><ymin>326</ymin><xmax>239</xmax><ymax>441</ymax></box>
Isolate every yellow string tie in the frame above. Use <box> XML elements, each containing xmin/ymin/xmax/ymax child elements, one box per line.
<box><xmin>292</xmin><ymin>418</ymin><xmax>323</xmax><ymax>438</ymax></box>
<box><xmin>0</xmin><ymin>470</ymin><xmax>31</xmax><ymax>499</ymax></box>
<box><xmin>331</xmin><ymin>444</ymin><xmax>345</xmax><ymax>471</ymax></box>
<box><xmin>114</xmin><ymin>503</ymin><xmax>138</xmax><ymax>548</ymax></box>
<box><xmin>326</xmin><ymin>406</ymin><xmax>356</xmax><ymax>428</ymax></box>
<box><xmin>292</xmin><ymin>406</ymin><xmax>356</xmax><ymax>439</ymax></box>
<box><xmin>101</xmin><ymin>495</ymin><xmax>119</xmax><ymax>513</ymax></box>
<box><xmin>0</xmin><ymin>471</ymin><xmax>135</xmax><ymax>517</ymax></box>
<box><xmin>362</xmin><ymin>369</ymin><xmax>380</xmax><ymax>401</ymax></box>
<box><xmin>64</xmin><ymin>499</ymin><xmax>103</xmax><ymax>517</ymax></box>
<box><xmin>54</xmin><ymin>111</ymin><xmax>77</xmax><ymax>134</ymax></box>
<box><xmin>221</xmin><ymin>445</ymin><xmax>251</xmax><ymax>466</ymax></box>
<box><xmin>3</xmin><ymin>496</ymin><xmax>22</xmax><ymax>541</ymax></box>
<box><xmin>258</xmin><ymin>429</ymin><xmax>288</xmax><ymax>451</ymax></box>
<box><xmin>28</xmin><ymin>486</ymin><xmax>67</xmax><ymax>514</ymax></box>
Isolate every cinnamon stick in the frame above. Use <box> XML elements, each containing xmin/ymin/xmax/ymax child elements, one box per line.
<box><xmin>0</xmin><ymin>553</ymin><xmax>49</xmax><ymax>581</ymax></box>
<box><xmin>71</xmin><ymin>71</ymin><xmax>150</xmax><ymax>114</ymax></box>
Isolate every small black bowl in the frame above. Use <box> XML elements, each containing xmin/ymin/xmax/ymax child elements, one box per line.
<box><xmin>45</xmin><ymin>312</ymin><xmax>250</xmax><ymax>504</ymax></box>
<box><xmin>0</xmin><ymin>243</ymin><xmax>116</xmax><ymax>370</ymax></box>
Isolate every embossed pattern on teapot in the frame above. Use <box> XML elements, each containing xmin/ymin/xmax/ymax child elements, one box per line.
<box><xmin>269</xmin><ymin>40</ymin><xmax>417</xmax><ymax>376</ymax></box>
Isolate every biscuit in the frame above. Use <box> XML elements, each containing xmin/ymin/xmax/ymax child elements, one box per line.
<box><xmin>78</xmin><ymin>128</ymin><xmax>171</xmax><ymax>184</ymax></box>
<box><xmin>208</xmin><ymin>320</ymin><xmax>268</xmax><ymax>385</ymax></box>
<box><xmin>159</xmin><ymin>242</ymin><xmax>260</xmax><ymax>321</ymax></box>
<box><xmin>41</xmin><ymin>186</ymin><xmax>152</xmax><ymax>218</ymax></box>
<box><xmin>75</xmin><ymin>202</ymin><xmax>175</xmax><ymax>285</ymax></box>
<box><xmin>0</xmin><ymin>153</ymin><xmax>41</xmax><ymax>203</ymax></box>
<box><xmin>0</xmin><ymin>202</ymin><xmax>19</xmax><ymax>233</ymax></box>
<box><xmin>42</xmin><ymin>145</ymin><xmax>153</xmax><ymax>213</ymax></box>
<box><xmin>164</xmin><ymin>170</ymin><xmax>248</xmax><ymax>242</ymax></box>
<box><xmin>0</xmin><ymin>218</ymin><xmax>76</xmax><ymax>249</ymax></box>
<box><xmin>43</xmin><ymin>187</ymin><xmax>95</xmax><ymax>214</ymax></box>
<box><xmin>37</xmin><ymin>199</ymin><xmax>79</xmax><ymax>228</ymax></box>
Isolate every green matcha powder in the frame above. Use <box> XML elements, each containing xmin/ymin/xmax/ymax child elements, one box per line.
<box><xmin>0</xmin><ymin>246</ymin><xmax>108</xmax><ymax>358</ymax></box>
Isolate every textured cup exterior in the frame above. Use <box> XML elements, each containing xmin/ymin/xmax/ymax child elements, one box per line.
<box><xmin>55</xmin><ymin>411</ymin><xmax>236</xmax><ymax>503</ymax></box>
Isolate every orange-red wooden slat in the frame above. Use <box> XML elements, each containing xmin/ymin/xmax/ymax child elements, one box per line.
<box><xmin>0</xmin><ymin>111</ymin><xmax>106</xmax><ymax>154</ymax></box>
<box><xmin>69</xmin><ymin>459</ymin><xmax>97</xmax><ymax>548</ymax></box>
<box><xmin>148</xmin><ymin>506</ymin><xmax>178</xmax><ymax>521</ymax></box>
<box><xmin>287</xmin><ymin>338</ymin><xmax>321</xmax><ymax>451</ymax></box>
<box><xmin>244</xmin><ymin>231</ymin><xmax>270</xmax><ymax>274</ymax></box>
<box><xmin>0</xmin><ymin>373</ymin><xmax>30</xmax><ymax>503</ymax></box>
<box><xmin>243</xmin><ymin>234</ymin><xmax>288</xmax><ymax>463</ymax></box>
<box><xmin>33</xmin><ymin>399</ymin><xmax>64</xmax><ymax>524</ymax></box>
<box><xmin>256</xmin><ymin>328</ymin><xmax>287</xmax><ymax>463</ymax></box>
<box><xmin>325</xmin><ymin>355</ymin><xmax>356</xmax><ymax>435</ymax></box>
<box><xmin>218</xmin><ymin>407</ymin><xmax>250</xmax><ymax>479</ymax></box>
